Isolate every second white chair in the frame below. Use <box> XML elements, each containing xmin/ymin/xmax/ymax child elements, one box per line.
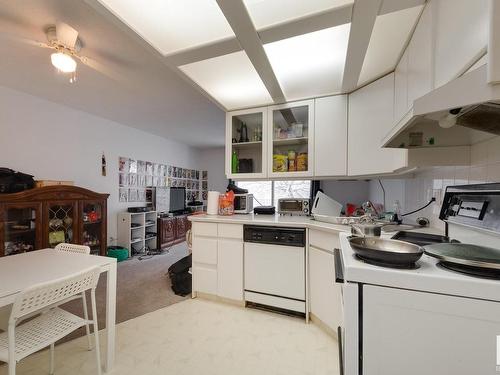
<box><xmin>54</xmin><ymin>243</ymin><xmax>93</xmax><ymax>350</ymax></box>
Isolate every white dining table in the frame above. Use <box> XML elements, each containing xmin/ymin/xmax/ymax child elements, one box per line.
<box><xmin>0</xmin><ymin>249</ymin><xmax>117</xmax><ymax>372</ymax></box>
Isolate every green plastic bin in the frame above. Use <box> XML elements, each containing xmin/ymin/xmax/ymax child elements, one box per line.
<box><xmin>107</xmin><ymin>246</ymin><xmax>128</xmax><ymax>262</ymax></box>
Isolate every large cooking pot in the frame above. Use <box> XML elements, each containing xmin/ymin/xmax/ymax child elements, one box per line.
<box><xmin>348</xmin><ymin>237</ymin><xmax>424</xmax><ymax>266</ymax></box>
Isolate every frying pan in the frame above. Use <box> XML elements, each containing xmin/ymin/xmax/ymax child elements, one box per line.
<box><xmin>424</xmin><ymin>243</ymin><xmax>500</xmax><ymax>270</ymax></box>
<box><xmin>348</xmin><ymin>237</ymin><xmax>424</xmax><ymax>266</ymax></box>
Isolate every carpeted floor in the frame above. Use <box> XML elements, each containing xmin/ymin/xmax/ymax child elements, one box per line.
<box><xmin>61</xmin><ymin>242</ymin><xmax>190</xmax><ymax>341</ymax></box>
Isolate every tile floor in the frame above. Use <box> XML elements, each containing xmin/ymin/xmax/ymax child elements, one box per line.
<box><xmin>1</xmin><ymin>299</ymin><xmax>339</xmax><ymax>375</ymax></box>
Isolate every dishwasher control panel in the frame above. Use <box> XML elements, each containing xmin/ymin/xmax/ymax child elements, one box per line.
<box><xmin>243</xmin><ymin>225</ymin><xmax>305</xmax><ymax>247</ymax></box>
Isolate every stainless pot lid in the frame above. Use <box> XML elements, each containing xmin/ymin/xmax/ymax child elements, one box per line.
<box><xmin>424</xmin><ymin>243</ymin><xmax>500</xmax><ymax>270</ymax></box>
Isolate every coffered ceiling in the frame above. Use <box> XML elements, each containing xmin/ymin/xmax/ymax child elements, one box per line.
<box><xmin>96</xmin><ymin>0</ymin><xmax>426</xmax><ymax>110</ymax></box>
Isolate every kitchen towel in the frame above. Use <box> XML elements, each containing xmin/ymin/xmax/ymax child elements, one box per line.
<box><xmin>207</xmin><ymin>191</ymin><xmax>220</xmax><ymax>215</ymax></box>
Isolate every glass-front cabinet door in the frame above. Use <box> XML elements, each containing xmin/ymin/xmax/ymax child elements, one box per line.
<box><xmin>80</xmin><ymin>200</ymin><xmax>104</xmax><ymax>255</ymax></box>
<box><xmin>268</xmin><ymin>100</ymin><xmax>315</xmax><ymax>178</ymax></box>
<box><xmin>1</xmin><ymin>203</ymin><xmax>42</xmax><ymax>256</ymax></box>
<box><xmin>44</xmin><ymin>201</ymin><xmax>78</xmax><ymax>248</ymax></box>
<box><xmin>226</xmin><ymin>107</ymin><xmax>268</xmax><ymax>179</ymax></box>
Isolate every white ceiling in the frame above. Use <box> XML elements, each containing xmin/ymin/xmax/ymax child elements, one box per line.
<box><xmin>0</xmin><ymin>0</ymin><xmax>226</xmax><ymax>148</ymax></box>
<box><xmin>0</xmin><ymin>0</ymin><xmax>427</xmax><ymax>147</ymax></box>
<box><xmin>358</xmin><ymin>5</ymin><xmax>424</xmax><ymax>86</ymax></box>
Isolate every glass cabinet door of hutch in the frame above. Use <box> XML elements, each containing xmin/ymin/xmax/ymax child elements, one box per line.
<box><xmin>46</xmin><ymin>202</ymin><xmax>78</xmax><ymax>248</ymax></box>
<box><xmin>3</xmin><ymin>204</ymin><xmax>41</xmax><ymax>255</ymax></box>
<box><xmin>81</xmin><ymin>201</ymin><xmax>103</xmax><ymax>255</ymax></box>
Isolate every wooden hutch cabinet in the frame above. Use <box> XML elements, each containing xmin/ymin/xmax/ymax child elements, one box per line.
<box><xmin>0</xmin><ymin>186</ymin><xmax>109</xmax><ymax>256</ymax></box>
<box><xmin>157</xmin><ymin>214</ymin><xmax>191</xmax><ymax>250</ymax></box>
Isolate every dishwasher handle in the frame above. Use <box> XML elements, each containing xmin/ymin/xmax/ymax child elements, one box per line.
<box><xmin>334</xmin><ymin>248</ymin><xmax>344</xmax><ymax>283</ymax></box>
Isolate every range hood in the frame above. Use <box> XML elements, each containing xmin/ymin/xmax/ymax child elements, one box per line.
<box><xmin>383</xmin><ymin>64</ymin><xmax>500</xmax><ymax>149</ymax></box>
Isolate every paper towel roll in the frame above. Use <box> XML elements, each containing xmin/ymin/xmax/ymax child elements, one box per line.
<box><xmin>207</xmin><ymin>191</ymin><xmax>220</xmax><ymax>215</ymax></box>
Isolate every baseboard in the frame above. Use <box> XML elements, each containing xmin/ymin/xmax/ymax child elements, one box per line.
<box><xmin>309</xmin><ymin>313</ymin><xmax>338</xmax><ymax>339</ymax></box>
<box><xmin>194</xmin><ymin>292</ymin><xmax>245</xmax><ymax>307</ymax></box>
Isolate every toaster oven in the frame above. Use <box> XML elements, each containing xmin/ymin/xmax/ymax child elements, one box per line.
<box><xmin>278</xmin><ymin>198</ymin><xmax>310</xmax><ymax>216</ymax></box>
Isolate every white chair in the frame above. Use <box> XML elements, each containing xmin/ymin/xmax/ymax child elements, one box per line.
<box><xmin>0</xmin><ymin>267</ymin><xmax>102</xmax><ymax>375</ymax></box>
<box><xmin>54</xmin><ymin>243</ymin><xmax>93</xmax><ymax>350</ymax></box>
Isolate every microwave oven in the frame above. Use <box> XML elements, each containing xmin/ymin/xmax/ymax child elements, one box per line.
<box><xmin>278</xmin><ymin>198</ymin><xmax>310</xmax><ymax>215</ymax></box>
<box><xmin>234</xmin><ymin>193</ymin><xmax>253</xmax><ymax>214</ymax></box>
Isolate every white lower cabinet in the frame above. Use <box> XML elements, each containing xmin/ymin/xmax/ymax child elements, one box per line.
<box><xmin>192</xmin><ymin>223</ymin><xmax>244</xmax><ymax>302</ymax></box>
<box><xmin>217</xmin><ymin>239</ymin><xmax>243</xmax><ymax>301</ymax></box>
<box><xmin>363</xmin><ymin>285</ymin><xmax>500</xmax><ymax>375</ymax></box>
<box><xmin>309</xmin><ymin>246</ymin><xmax>342</xmax><ymax>332</ymax></box>
<box><xmin>193</xmin><ymin>265</ymin><xmax>217</xmax><ymax>295</ymax></box>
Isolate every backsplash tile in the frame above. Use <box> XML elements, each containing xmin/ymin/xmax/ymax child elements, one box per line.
<box><xmin>371</xmin><ymin>137</ymin><xmax>500</xmax><ymax>230</ymax></box>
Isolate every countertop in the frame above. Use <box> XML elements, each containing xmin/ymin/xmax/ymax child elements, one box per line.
<box><xmin>188</xmin><ymin>213</ymin><xmax>444</xmax><ymax>235</ymax></box>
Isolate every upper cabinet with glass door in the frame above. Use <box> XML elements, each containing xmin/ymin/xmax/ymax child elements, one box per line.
<box><xmin>226</xmin><ymin>107</ymin><xmax>268</xmax><ymax>179</ymax></box>
<box><xmin>268</xmin><ymin>100</ymin><xmax>314</xmax><ymax>178</ymax></box>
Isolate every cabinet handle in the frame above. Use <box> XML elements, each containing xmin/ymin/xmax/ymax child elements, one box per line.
<box><xmin>337</xmin><ymin>326</ymin><xmax>344</xmax><ymax>375</ymax></box>
<box><xmin>334</xmin><ymin>248</ymin><xmax>344</xmax><ymax>283</ymax></box>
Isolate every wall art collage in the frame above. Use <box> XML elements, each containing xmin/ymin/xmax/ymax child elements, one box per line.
<box><xmin>118</xmin><ymin>156</ymin><xmax>208</xmax><ymax>203</ymax></box>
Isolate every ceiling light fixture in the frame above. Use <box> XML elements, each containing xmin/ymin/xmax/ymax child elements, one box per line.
<box><xmin>50</xmin><ymin>52</ymin><xmax>77</xmax><ymax>73</ymax></box>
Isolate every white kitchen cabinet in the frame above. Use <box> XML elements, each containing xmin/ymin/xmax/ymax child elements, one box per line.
<box><xmin>226</xmin><ymin>107</ymin><xmax>268</xmax><ymax>179</ymax></box>
<box><xmin>309</xmin><ymin>246</ymin><xmax>342</xmax><ymax>332</ymax></box>
<box><xmin>407</xmin><ymin>3</ymin><xmax>433</xmax><ymax>105</ymax></box>
<box><xmin>314</xmin><ymin>95</ymin><xmax>347</xmax><ymax>177</ymax></box>
<box><xmin>193</xmin><ymin>265</ymin><xmax>217</xmax><ymax>295</ymax></box>
<box><xmin>217</xmin><ymin>239</ymin><xmax>243</xmax><ymax>301</ymax></box>
<box><xmin>348</xmin><ymin>73</ymin><xmax>407</xmax><ymax>176</ymax></box>
<box><xmin>393</xmin><ymin>48</ymin><xmax>409</xmax><ymax>123</ymax></box>
<box><xmin>192</xmin><ymin>223</ymin><xmax>244</xmax><ymax>301</ymax></box>
<box><xmin>267</xmin><ymin>100</ymin><xmax>315</xmax><ymax>178</ymax></box>
<box><xmin>433</xmin><ymin>0</ymin><xmax>488</xmax><ymax>88</ymax></box>
<box><xmin>363</xmin><ymin>285</ymin><xmax>500</xmax><ymax>375</ymax></box>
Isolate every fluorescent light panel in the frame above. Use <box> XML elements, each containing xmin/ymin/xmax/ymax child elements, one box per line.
<box><xmin>243</xmin><ymin>0</ymin><xmax>353</xmax><ymax>29</ymax></box>
<box><xmin>358</xmin><ymin>5</ymin><xmax>424</xmax><ymax>86</ymax></box>
<box><xmin>179</xmin><ymin>51</ymin><xmax>273</xmax><ymax>110</ymax></box>
<box><xmin>264</xmin><ymin>24</ymin><xmax>350</xmax><ymax>100</ymax></box>
<box><xmin>97</xmin><ymin>0</ymin><xmax>234</xmax><ymax>55</ymax></box>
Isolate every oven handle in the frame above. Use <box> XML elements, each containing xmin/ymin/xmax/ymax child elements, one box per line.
<box><xmin>334</xmin><ymin>248</ymin><xmax>344</xmax><ymax>283</ymax></box>
<box><xmin>337</xmin><ymin>326</ymin><xmax>344</xmax><ymax>375</ymax></box>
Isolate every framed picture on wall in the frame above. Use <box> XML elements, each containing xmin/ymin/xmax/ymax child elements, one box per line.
<box><xmin>128</xmin><ymin>188</ymin><xmax>138</xmax><ymax>202</ymax></box>
<box><xmin>119</xmin><ymin>188</ymin><xmax>128</xmax><ymax>202</ymax></box>
<box><xmin>119</xmin><ymin>157</ymin><xmax>129</xmax><ymax>173</ymax></box>
<box><xmin>129</xmin><ymin>159</ymin><xmax>137</xmax><ymax>174</ymax></box>
<box><xmin>119</xmin><ymin>173</ymin><xmax>128</xmax><ymax>187</ymax></box>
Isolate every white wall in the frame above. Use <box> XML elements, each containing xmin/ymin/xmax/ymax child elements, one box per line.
<box><xmin>320</xmin><ymin>180</ymin><xmax>370</xmax><ymax>207</ymax></box>
<box><xmin>0</xmin><ymin>85</ymin><xmax>202</xmax><ymax>243</ymax></box>
<box><xmin>369</xmin><ymin>136</ymin><xmax>500</xmax><ymax>229</ymax></box>
<box><xmin>199</xmin><ymin>147</ymin><xmax>227</xmax><ymax>193</ymax></box>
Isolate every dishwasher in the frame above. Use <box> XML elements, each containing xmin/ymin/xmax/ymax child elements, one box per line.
<box><xmin>243</xmin><ymin>225</ymin><xmax>306</xmax><ymax>316</ymax></box>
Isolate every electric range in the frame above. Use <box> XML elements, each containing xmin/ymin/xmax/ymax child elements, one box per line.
<box><xmin>337</xmin><ymin>183</ymin><xmax>500</xmax><ymax>375</ymax></box>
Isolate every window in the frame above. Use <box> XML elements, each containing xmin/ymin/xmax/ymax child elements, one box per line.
<box><xmin>237</xmin><ymin>180</ymin><xmax>311</xmax><ymax>207</ymax></box>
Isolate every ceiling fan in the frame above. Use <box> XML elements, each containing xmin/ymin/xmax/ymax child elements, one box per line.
<box><xmin>1</xmin><ymin>21</ymin><xmax>124</xmax><ymax>84</ymax></box>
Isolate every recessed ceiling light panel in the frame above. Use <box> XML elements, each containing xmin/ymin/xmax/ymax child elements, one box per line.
<box><xmin>264</xmin><ymin>24</ymin><xmax>350</xmax><ymax>100</ymax></box>
<box><xmin>243</xmin><ymin>0</ymin><xmax>353</xmax><ymax>29</ymax></box>
<box><xmin>179</xmin><ymin>51</ymin><xmax>273</xmax><ymax>110</ymax></box>
<box><xmin>358</xmin><ymin>5</ymin><xmax>424</xmax><ymax>86</ymax></box>
<box><xmin>97</xmin><ymin>0</ymin><xmax>234</xmax><ymax>55</ymax></box>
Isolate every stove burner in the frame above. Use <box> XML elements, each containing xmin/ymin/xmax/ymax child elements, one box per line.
<box><xmin>438</xmin><ymin>262</ymin><xmax>500</xmax><ymax>280</ymax></box>
<box><xmin>355</xmin><ymin>255</ymin><xmax>420</xmax><ymax>270</ymax></box>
